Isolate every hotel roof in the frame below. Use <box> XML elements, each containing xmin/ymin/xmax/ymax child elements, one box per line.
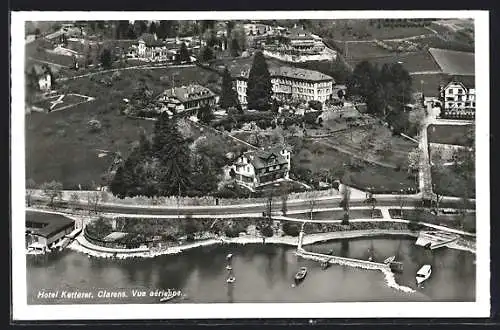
<box><xmin>159</xmin><ymin>84</ymin><xmax>216</xmax><ymax>103</ymax></box>
<box><xmin>235</xmin><ymin>65</ymin><xmax>334</xmax><ymax>83</ymax></box>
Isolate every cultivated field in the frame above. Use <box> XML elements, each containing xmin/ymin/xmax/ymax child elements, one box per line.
<box><xmin>34</xmin><ymin>93</ymin><xmax>95</xmax><ymax>112</ymax></box>
<box><xmin>429</xmin><ymin>48</ymin><xmax>475</xmax><ymax>75</ymax></box>
<box><xmin>325</xmin><ymin>20</ymin><xmax>432</xmax><ymax>41</ymax></box>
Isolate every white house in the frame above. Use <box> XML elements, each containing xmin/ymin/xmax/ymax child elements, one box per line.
<box><xmin>227</xmin><ymin>145</ymin><xmax>291</xmax><ymax>190</ymax></box>
<box><xmin>439</xmin><ymin>77</ymin><xmax>475</xmax><ymax>118</ymax></box>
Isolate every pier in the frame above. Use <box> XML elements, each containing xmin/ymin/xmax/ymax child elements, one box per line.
<box><xmin>415</xmin><ymin>231</ymin><xmax>459</xmax><ymax>250</ymax></box>
<box><xmin>295</xmin><ymin>230</ymin><xmax>415</xmax><ymax>293</ymax></box>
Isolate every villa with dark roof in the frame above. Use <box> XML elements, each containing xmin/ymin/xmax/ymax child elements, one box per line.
<box><xmin>157</xmin><ymin>84</ymin><xmax>217</xmax><ymax>113</ymax></box>
<box><xmin>228</xmin><ymin>145</ymin><xmax>291</xmax><ymax>189</ymax></box>
<box><xmin>234</xmin><ymin>65</ymin><xmax>335</xmax><ymax>106</ymax></box>
<box><xmin>26</xmin><ymin>213</ymin><xmax>75</xmax><ymax>251</ymax></box>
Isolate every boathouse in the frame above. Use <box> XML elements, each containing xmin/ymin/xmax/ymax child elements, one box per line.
<box><xmin>26</xmin><ymin>213</ymin><xmax>75</xmax><ymax>250</ymax></box>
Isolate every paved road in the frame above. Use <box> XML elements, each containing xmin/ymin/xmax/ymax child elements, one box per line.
<box><xmin>31</xmin><ymin>195</ymin><xmax>470</xmax><ymax>216</ymax></box>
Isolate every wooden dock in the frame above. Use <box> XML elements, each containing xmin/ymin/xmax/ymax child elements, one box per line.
<box><xmin>415</xmin><ymin>231</ymin><xmax>459</xmax><ymax>250</ymax></box>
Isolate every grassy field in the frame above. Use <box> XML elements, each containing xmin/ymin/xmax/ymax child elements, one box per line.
<box><xmin>323</xmin><ymin>20</ymin><xmax>432</xmax><ymax>41</ymax></box>
<box><xmin>25</xmin><ymin>65</ymin><xmax>219</xmax><ymax>189</ymax></box>
<box><xmin>295</xmin><ymin>140</ymin><xmax>418</xmax><ymax>193</ymax></box>
<box><xmin>427</xmin><ymin>124</ymin><xmax>474</xmax><ymax>146</ymax></box>
<box><xmin>344</xmin><ymin>42</ymin><xmax>395</xmax><ymax>60</ymax></box>
<box><xmin>428</xmin><ymin>48</ymin><xmax>475</xmax><ymax>75</ymax></box>
<box><xmin>363</xmin><ymin>50</ymin><xmax>441</xmax><ymax>73</ymax></box>
<box><xmin>431</xmin><ymin>166</ymin><xmax>476</xmax><ymax>199</ymax></box>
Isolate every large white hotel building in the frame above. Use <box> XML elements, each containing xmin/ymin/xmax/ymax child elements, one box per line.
<box><xmin>234</xmin><ymin>66</ymin><xmax>335</xmax><ymax>106</ymax></box>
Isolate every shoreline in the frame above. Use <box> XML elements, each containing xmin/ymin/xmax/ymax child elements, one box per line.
<box><xmin>67</xmin><ymin>229</ymin><xmax>475</xmax><ymax>260</ymax></box>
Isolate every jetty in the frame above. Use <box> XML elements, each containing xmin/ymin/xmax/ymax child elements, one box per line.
<box><xmin>294</xmin><ymin>230</ymin><xmax>414</xmax><ymax>293</ymax></box>
<box><xmin>53</xmin><ymin>227</ymin><xmax>83</xmax><ymax>251</ymax></box>
<box><xmin>415</xmin><ymin>231</ymin><xmax>459</xmax><ymax>250</ymax></box>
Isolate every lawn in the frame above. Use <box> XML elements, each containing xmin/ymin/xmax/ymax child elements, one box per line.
<box><xmin>34</xmin><ymin>93</ymin><xmax>93</xmax><ymax>112</ymax></box>
<box><xmin>428</xmin><ymin>48</ymin><xmax>475</xmax><ymax>75</ymax></box>
<box><xmin>345</xmin><ymin>42</ymin><xmax>395</xmax><ymax>60</ymax></box>
<box><xmin>427</xmin><ymin>124</ymin><xmax>474</xmax><ymax>146</ymax></box>
<box><xmin>366</xmin><ymin>50</ymin><xmax>441</xmax><ymax>73</ymax></box>
<box><xmin>388</xmin><ymin>208</ymin><xmax>476</xmax><ymax>232</ymax></box>
<box><xmin>294</xmin><ymin>140</ymin><xmax>418</xmax><ymax>193</ymax></box>
<box><xmin>411</xmin><ymin>73</ymin><xmax>450</xmax><ymax>97</ymax></box>
<box><xmin>431</xmin><ymin>166</ymin><xmax>476</xmax><ymax>199</ymax></box>
<box><xmin>293</xmin><ymin>209</ymin><xmax>383</xmax><ymax>220</ymax></box>
<box><xmin>322</xmin><ymin>20</ymin><xmax>432</xmax><ymax>41</ymax></box>
<box><xmin>25</xmin><ymin>65</ymin><xmax>219</xmax><ymax>189</ymax></box>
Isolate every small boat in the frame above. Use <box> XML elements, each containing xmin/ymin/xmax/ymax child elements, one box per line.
<box><xmin>416</xmin><ymin>264</ymin><xmax>432</xmax><ymax>285</ymax></box>
<box><xmin>226</xmin><ymin>265</ymin><xmax>233</xmax><ymax>271</ymax></box>
<box><xmin>294</xmin><ymin>267</ymin><xmax>307</xmax><ymax>282</ymax></box>
<box><xmin>226</xmin><ymin>253</ymin><xmax>233</xmax><ymax>260</ymax></box>
<box><xmin>226</xmin><ymin>276</ymin><xmax>236</xmax><ymax>283</ymax></box>
<box><xmin>321</xmin><ymin>260</ymin><xmax>330</xmax><ymax>270</ymax></box>
<box><xmin>384</xmin><ymin>256</ymin><xmax>396</xmax><ymax>264</ymax></box>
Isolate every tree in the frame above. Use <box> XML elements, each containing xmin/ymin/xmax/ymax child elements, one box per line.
<box><xmin>230</xmin><ymin>38</ymin><xmax>241</xmax><ymax>57</ymax></box>
<box><xmin>70</xmin><ymin>192</ymin><xmax>80</xmax><ymax>210</ymax></box>
<box><xmin>26</xmin><ymin>178</ymin><xmax>37</xmax><ymax>207</ymax></box>
<box><xmin>87</xmin><ymin>191</ymin><xmax>101</xmax><ymax>214</ymax></box>
<box><xmin>307</xmin><ymin>192</ymin><xmax>319</xmax><ymax>221</ymax></box>
<box><xmin>407</xmin><ymin>147</ymin><xmax>422</xmax><ymax>185</ymax></box>
<box><xmin>41</xmin><ymin>181</ymin><xmax>63</xmax><ymax>208</ymax></box>
<box><xmin>364</xmin><ymin>192</ymin><xmax>377</xmax><ymax>218</ymax></box>
<box><xmin>197</xmin><ymin>104</ymin><xmax>215</xmax><ymax>124</ymax></box>
<box><xmin>340</xmin><ymin>185</ymin><xmax>351</xmax><ymax>225</ymax></box>
<box><xmin>219</xmin><ymin>67</ymin><xmax>238</xmax><ymax>110</ymax></box>
<box><xmin>395</xmin><ymin>194</ymin><xmax>406</xmax><ymax>218</ymax></box>
<box><xmin>149</xmin><ymin>21</ymin><xmax>157</xmax><ymax>36</ymax></box>
<box><xmin>178</xmin><ymin>42</ymin><xmax>190</xmax><ymax>63</ymax></box>
<box><xmin>152</xmin><ymin>115</ymin><xmax>192</xmax><ymax>196</ymax></box>
<box><xmin>99</xmin><ymin>47</ymin><xmax>113</xmax><ymax>69</ymax></box>
<box><xmin>133</xmin><ymin>20</ymin><xmax>148</xmax><ymax>38</ymax></box>
<box><xmin>247</xmin><ymin>51</ymin><xmax>272</xmax><ymax>111</ymax></box>
<box><xmin>200</xmin><ymin>46</ymin><xmax>215</xmax><ymax>62</ymax></box>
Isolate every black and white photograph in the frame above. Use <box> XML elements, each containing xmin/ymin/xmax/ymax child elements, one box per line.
<box><xmin>11</xmin><ymin>11</ymin><xmax>490</xmax><ymax>320</ymax></box>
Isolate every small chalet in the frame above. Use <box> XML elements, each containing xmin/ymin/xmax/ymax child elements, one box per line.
<box><xmin>228</xmin><ymin>145</ymin><xmax>291</xmax><ymax>189</ymax></box>
<box><xmin>157</xmin><ymin>84</ymin><xmax>217</xmax><ymax>113</ymax></box>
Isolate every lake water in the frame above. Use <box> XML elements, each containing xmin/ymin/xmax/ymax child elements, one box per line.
<box><xmin>26</xmin><ymin>237</ymin><xmax>475</xmax><ymax>304</ymax></box>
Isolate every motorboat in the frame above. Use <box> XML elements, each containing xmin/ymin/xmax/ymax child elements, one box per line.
<box><xmin>226</xmin><ymin>253</ymin><xmax>233</xmax><ymax>260</ymax></box>
<box><xmin>226</xmin><ymin>276</ymin><xmax>236</xmax><ymax>284</ymax></box>
<box><xmin>226</xmin><ymin>265</ymin><xmax>233</xmax><ymax>271</ymax></box>
<box><xmin>416</xmin><ymin>265</ymin><xmax>432</xmax><ymax>285</ymax></box>
<box><xmin>26</xmin><ymin>242</ymin><xmax>47</xmax><ymax>255</ymax></box>
<box><xmin>384</xmin><ymin>256</ymin><xmax>396</xmax><ymax>264</ymax></box>
<box><xmin>294</xmin><ymin>267</ymin><xmax>308</xmax><ymax>282</ymax></box>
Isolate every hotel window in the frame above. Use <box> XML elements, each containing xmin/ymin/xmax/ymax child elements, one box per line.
<box><xmin>448</xmin><ymin>89</ymin><xmax>453</xmax><ymax>94</ymax></box>
<box><xmin>458</xmin><ymin>89</ymin><xmax>463</xmax><ymax>94</ymax></box>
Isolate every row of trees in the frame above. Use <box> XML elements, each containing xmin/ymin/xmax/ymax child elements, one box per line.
<box><xmin>346</xmin><ymin>60</ymin><xmax>414</xmax><ymax>134</ymax></box>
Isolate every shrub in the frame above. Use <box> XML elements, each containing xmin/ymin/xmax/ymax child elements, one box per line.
<box><xmin>87</xmin><ymin>119</ymin><xmax>102</xmax><ymax>132</ymax></box>
<box><xmin>260</xmin><ymin>225</ymin><xmax>274</xmax><ymax>237</ymax></box>
<box><xmin>282</xmin><ymin>221</ymin><xmax>300</xmax><ymax>236</ymax></box>
<box><xmin>308</xmin><ymin>100</ymin><xmax>323</xmax><ymax>111</ymax></box>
